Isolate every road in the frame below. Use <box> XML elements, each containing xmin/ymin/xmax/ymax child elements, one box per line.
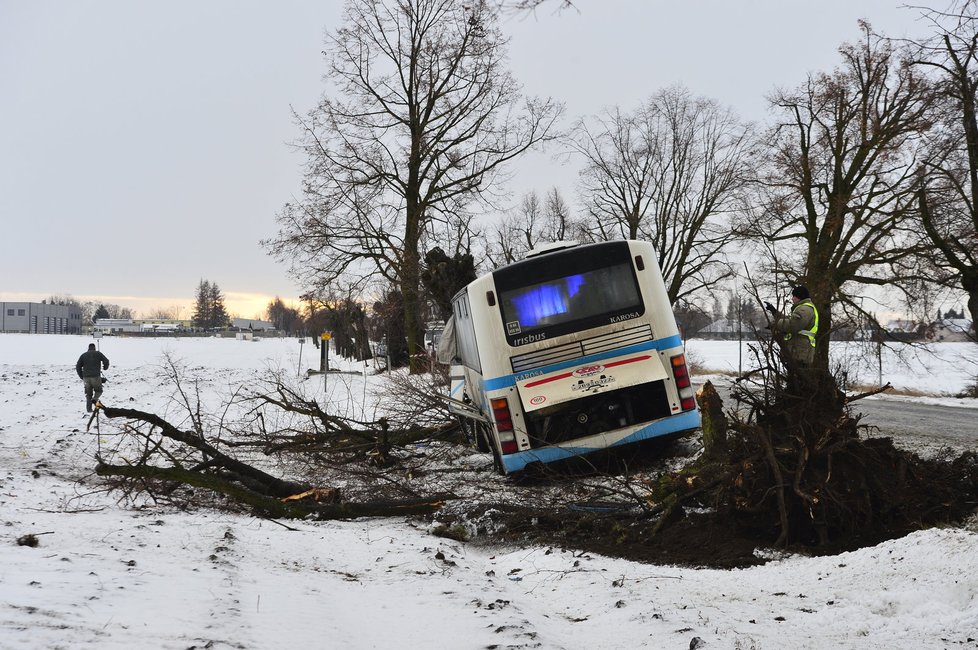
<box><xmin>712</xmin><ymin>382</ymin><xmax>977</xmax><ymax>456</ymax></box>
<box><xmin>850</xmin><ymin>398</ymin><xmax>978</xmax><ymax>455</ymax></box>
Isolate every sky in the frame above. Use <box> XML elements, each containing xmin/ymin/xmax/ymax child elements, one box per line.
<box><xmin>0</xmin><ymin>1</ymin><xmax>931</xmax><ymax>319</ymax></box>
<box><xmin>1</xmin><ymin>334</ymin><xmax>976</xmax><ymax>648</ymax></box>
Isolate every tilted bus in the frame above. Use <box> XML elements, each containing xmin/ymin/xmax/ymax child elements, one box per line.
<box><xmin>437</xmin><ymin>240</ymin><xmax>700</xmax><ymax>474</ymax></box>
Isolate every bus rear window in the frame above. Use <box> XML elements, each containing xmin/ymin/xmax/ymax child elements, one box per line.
<box><xmin>494</xmin><ymin>242</ymin><xmax>644</xmax><ymax>345</ymax></box>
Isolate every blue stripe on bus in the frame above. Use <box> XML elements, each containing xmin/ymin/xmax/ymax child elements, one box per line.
<box><xmin>482</xmin><ymin>334</ymin><xmax>684</xmax><ymax>392</ymax></box>
<box><xmin>499</xmin><ymin>409</ymin><xmax>700</xmax><ymax>474</ymax></box>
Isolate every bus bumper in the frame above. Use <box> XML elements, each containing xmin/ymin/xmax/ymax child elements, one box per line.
<box><xmin>498</xmin><ymin>409</ymin><xmax>701</xmax><ymax>474</ymax></box>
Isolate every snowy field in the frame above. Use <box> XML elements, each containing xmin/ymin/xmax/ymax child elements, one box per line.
<box><xmin>686</xmin><ymin>338</ymin><xmax>978</xmax><ymax>398</ymax></box>
<box><xmin>1</xmin><ymin>333</ymin><xmax>977</xmax><ymax>649</ymax></box>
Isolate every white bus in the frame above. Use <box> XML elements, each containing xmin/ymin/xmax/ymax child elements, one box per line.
<box><xmin>438</xmin><ymin>240</ymin><xmax>700</xmax><ymax>475</ymax></box>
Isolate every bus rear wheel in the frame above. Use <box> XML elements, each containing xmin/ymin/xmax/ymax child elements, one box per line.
<box><xmin>490</xmin><ymin>438</ymin><xmax>504</xmax><ymax>475</ymax></box>
<box><xmin>460</xmin><ymin>417</ymin><xmax>493</xmax><ymax>454</ymax></box>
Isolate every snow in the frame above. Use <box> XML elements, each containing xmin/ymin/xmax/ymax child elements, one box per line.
<box><xmin>686</xmin><ymin>339</ymin><xmax>978</xmax><ymax>402</ymax></box>
<box><xmin>1</xmin><ymin>333</ymin><xmax>977</xmax><ymax>649</ymax></box>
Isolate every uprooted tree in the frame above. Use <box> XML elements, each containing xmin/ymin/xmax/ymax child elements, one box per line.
<box><xmin>643</xmin><ymin>339</ymin><xmax>978</xmax><ymax>550</ymax></box>
<box><xmin>482</xmin><ymin>343</ymin><xmax>978</xmax><ymax>564</ymax></box>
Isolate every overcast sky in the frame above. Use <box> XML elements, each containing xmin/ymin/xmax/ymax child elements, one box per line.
<box><xmin>0</xmin><ymin>1</ymin><xmax>927</xmax><ymax>318</ymax></box>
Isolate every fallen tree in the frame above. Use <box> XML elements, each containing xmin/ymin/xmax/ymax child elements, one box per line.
<box><xmin>693</xmin><ymin>353</ymin><xmax>978</xmax><ymax>548</ymax></box>
<box><xmin>86</xmin><ymin>360</ymin><xmax>455</xmax><ymax>521</ymax></box>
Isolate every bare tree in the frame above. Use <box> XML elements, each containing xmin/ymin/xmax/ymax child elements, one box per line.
<box><xmin>88</xmin><ymin>302</ymin><xmax>133</xmax><ymax>321</ymax></box>
<box><xmin>484</xmin><ymin>186</ymin><xmax>578</xmax><ymax>267</ymax></box>
<box><xmin>500</xmin><ymin>0</ymin><xmax>574</xmax><ymax>13</ymax></box>
<box><xmin>266</xmin><ymin>297</ymin><xmax>302</xmax><ymax>334</ymax></box>
<box><xmin>743</xmin><ymin>25</ymin><xmax>936</xmax><ymax>369</ymax></box>
<box><xmin>570</xmin><ymin>85</ymin><xmax>752</xmax><ymax>304</ymax></box>
<box><xmin>487</xmin><ymin>190</ymin><xmax>544</xmax><ymax>266</ymax></box>
<box><xmin>264</xmin><ymin>0</ymin><xmax>562</xmax><ymax>371</ymax></box>
<box><xmin>910</xmin><ymin>2</ymin><xmax>978</xmax><ymax>334</ymax></box>
<box><xmin>542</xmin><ymin>186</ymin><xmax>575</xmax><ymax>241</ymax></box>
<box><xmin>144</xmin><ymin>306</ymin><xmax>184</xmax><ymax>320</ymax></box>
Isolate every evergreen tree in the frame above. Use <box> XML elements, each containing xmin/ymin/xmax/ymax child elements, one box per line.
<box><xmin>192</xmin><ymin>280</ymin><xmax>212</xmax><ymax>329</ymax></box>
<box><xmin>209</xmin><ymin>283</ymin><xmax>228</xmax><ymax>329</ymax></box>
<box><xmin>93</xmin><ymin>304</ymin><xmax>110</xmax><ymax>322</ymax></box>
<box><xmin>420</xmin><ymin>247</ymin><xmax>476</xmax><ymax>321</ymax></box>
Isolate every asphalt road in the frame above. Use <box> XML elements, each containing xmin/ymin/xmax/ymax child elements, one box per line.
<box><xmin>713</xmin><ymin>382</ymin><xmax>978</xmax><ymax>456</ymax></box>
<box><xmin>850</xmin><ymin>398</ymin><xmax>978</xmax><ymax>455</ymax></box>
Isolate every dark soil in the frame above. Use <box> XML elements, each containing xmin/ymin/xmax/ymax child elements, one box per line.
<box><xmin>489</xmin><ymin>507</ymin><xmax>768</xmax><ymax>569</ymax></box>
<box><xmin>438</xmin><ymin>437</ymin><xmax>978</xmax><ymax>570</ymax></box>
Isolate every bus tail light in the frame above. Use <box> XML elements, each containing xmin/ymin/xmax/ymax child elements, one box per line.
<box><xmin>499</xmin><ymin>437</ymin><xmax>518</xmax><ymax>455</ymax></box>
<box><xmin>491</xmin><ymin>398</ymin><xmax>519</xmax><ymax>455</ymax></box>
<box><xmin>491</xmin><ymin>398</ymin><xmax>513</xmax><ymax>431</ymax></box>
<box><xmin>670</xmin><ymin>354</ymin><xmax>697</xmax><ymax>412</ymax></box>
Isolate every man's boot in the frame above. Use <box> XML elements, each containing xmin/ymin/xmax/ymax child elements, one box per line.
<box><xmin>86</xmin><ymin>396</ymin><xmax>93</xmax><ymax>413</ymax></box>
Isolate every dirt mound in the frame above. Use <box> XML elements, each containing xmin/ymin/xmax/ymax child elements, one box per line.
<box><xmin>448</xmin><ymin>441</ymin><xmax>978</xmax><ymax>569</ymax></box>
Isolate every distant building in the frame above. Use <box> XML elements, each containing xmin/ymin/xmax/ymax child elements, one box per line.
<box><xmin>883</xmin><ymin>319</ymin><xmax>923</xmax><ymax>342</ymax></box>
<box><xmin>93</xmin><ymin>318</ymin><xmax>140</xmax><ymax>334</ymax></box>
<box><xmin>231</xmin><ymin>318</ymin><xmax>275</xmax><ymax>332</ymax></box>
<box><xmin>694</xmin><ymin>319</ymin><xmax>760</xmax><ymax>340</ymax></box>
<box><xmin>93</xmin><ymin>318</ymin><xmax>192</xmax><ymax>334</ymax></box>
<box><xmin>1</xmin><ymin>302</ymin><xmax>82</xmax><ymax>334</ymax></box>
<box><xmin>925</xmin><ymin>318</ymin><xmax>974</xmax><ymax>342</ymax></box>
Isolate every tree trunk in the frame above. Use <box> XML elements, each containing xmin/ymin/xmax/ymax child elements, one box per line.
<box><xmin>402</xmin><ymin>246</ymin><xmax>423</xmax><ymax>373</ymax></box>
<box><xmin>94</xmin><ymin>464</ymin><xmax>446</xmax><ymax>520</ymax></box>
<box><xmin>802</xmin><ymin>271</ymin><xmax>834</xmax><ymax>371</ymax></box>
<box><xmin>695</xmin><ymin>381</ymin><xmax>727</xmax><ymax>459</ymax></box>
<box><xmin>99</xmin><ymin>405</ymin><xmax>308</xmax><ymax>497</ymax></box>
<box><xmin>965</xmin><ymin>279</ymin><xmax>978</xmax><ymax>340</ymax></box>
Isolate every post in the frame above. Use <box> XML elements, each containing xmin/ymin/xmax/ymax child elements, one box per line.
<box><xmin>297</xmin><ymin>338</ymin><xmax>305</xmax><ymax>378</ymax></box>
<box><xmin>874</xmin><ymin>312</ymin><xmax>883</xmax><ymax>387</ymax></box>
<box><xmin>737</xmin><ymin>299</ymin><xmax>743</xmax><ymax>376</ymax></box>
<box><xmin>878</xmin><ymin>339</ymin><xmax>883</xmax><ymax>388</ymax></box>
<box><xmin>320</xmin><ymin>332</ymin><xmax>332</xmax><ymax>371</ymax></box>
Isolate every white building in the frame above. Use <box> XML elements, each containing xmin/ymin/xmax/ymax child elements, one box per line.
<box><xmin>926</xmin><ymin>318</ymin><xmax>974</xmax><ymax>342</ymax></box>
<box><xmin>92</xmin><ymin>318</ymin><xmax>140</xmax><ymax>334</ymax></box>
<box><xmin>231</xmin><ymin>318</ymin><xmax>275</xmax><ymax>332</ymax></box>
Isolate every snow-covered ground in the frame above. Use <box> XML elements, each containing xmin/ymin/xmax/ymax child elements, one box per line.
<box><xmin>686</xmin><ymin>338</ymin><xmax>978</xmax><ymax>400</ymax></box>
<box><xmin>1</xmin><ymin>333</ymin><xmax>977</xmax><ymax>649</ymax></box>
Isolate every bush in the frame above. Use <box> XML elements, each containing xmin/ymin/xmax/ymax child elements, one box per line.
<box><xmin>956</xmin><ymin>376</ymin><xmax>978</xmax><ymax>399</ymax></box>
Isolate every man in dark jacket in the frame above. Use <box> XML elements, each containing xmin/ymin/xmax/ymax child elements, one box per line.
<box><xmin>76</xmin><ymin>343</ymin><xmax>110</xmax><ymax>412</ymax></box>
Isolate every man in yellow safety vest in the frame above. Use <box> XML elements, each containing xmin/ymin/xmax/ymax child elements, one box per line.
<box><xmin>765</xmin><ymin>286</ymin><xmax>819</xmax><ymax>367</ymax></box>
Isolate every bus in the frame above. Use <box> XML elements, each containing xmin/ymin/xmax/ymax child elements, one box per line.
<box><xmin>437</xmin><ymin>240</ymin><xmax>700</xmax><ymax>475</ymax></box>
